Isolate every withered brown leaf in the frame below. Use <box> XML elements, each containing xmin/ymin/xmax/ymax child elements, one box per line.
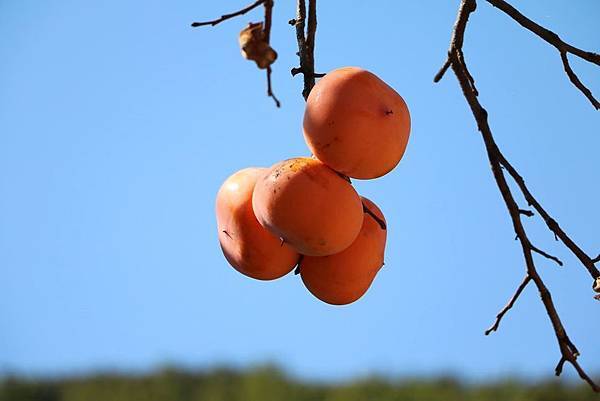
<box><xmin>238</xmin><ymin>22</ymin><xmax>277</xmax><ymax>69</ymax></box>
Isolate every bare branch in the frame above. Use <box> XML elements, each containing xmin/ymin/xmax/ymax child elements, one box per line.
<box><xmin>263</xmin><ymin>0</ymin><xmax>273</xmax><ymax>42</ymax></box>
<box><xmin>497</xmin><ymin>154</ymin><xmax>600</xmax><ymax>279</ymax></box>
<box><xmin>485</xmin><ymin>0</ymin><xmax>600</xmax><ymax>109</ymax></box>
<box><xmin>191</xmin><ymin>0</ymin><xmax>265</xmax><ymax>27</ymax></box>
<box><xmin>559</xmin><ymin>52</ymin><xmax>600</xmax><ymax>109</ymax></box>
<box><xmin>263</xmin><ymin>1</ymin><xmax>280</xmax><ymax>107</ymax></box>
<box><xmin>567</xmin><ymin>358</ymin><xmax>600</xmax><ymax>390</ymax></box>
<box><xmin>438</xmin><ymin>0</ymin><xmax>599</xmax><ymax>391</ymax></box>
<box><xmin>555</xmin><ymin>357</ymin><xmax>567</xmax><ymax>376</ymax></box>
<box><xmin>293</xmin><ymin>0</ymin><xmax>307</xmax><ymax>93</ymax></box>
<box><xmin>293</xmin><ymin>0</ymin><xmax>318</xmax><ymax>99</ymax></box>
<box><xmin>485</xmin><ymin>0</ymin><xmax>600</xmax><ymax>65</ymax></box>
<box><xmin>291</xmin><ymin>67</ymin><xmax>325</xmax><ymax>78</ymax></box>
<box><xmin>530</xmin><ymin>244</ymin><xmax>563</xmax><ymax>267</ymax></box>
<box><xmin>518</xmin><ymin>209</ymin><xmax>534</xmax><ymax>217</ymax></box>
<box><xmin>434</xmin><ymin>0</ymin><xmax>477</xmax><ymax>86</ymax></box>
<box><xmin>266</xmin><ymin>67</ymin><xmax>281</xmax><ymax>107</ymax></box>
<box><xmin>592</xmin><ymin>255</ymin><xmax>600</xmax><ymax>264</ymax></box>
<box><xmin>433</xmin><ymin>58</ymin><xmax>451</xmax><ymax>83</ymax></box>
<box><xmin>485</xmin><ymin>275</ymin><xmax>531</xmax><ymax>335</ymax></box>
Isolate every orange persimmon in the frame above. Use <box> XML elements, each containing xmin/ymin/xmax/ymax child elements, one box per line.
<box><xmin>300</xmin><ymin>197</ymin><xmax>387</xmax><ymax>305</ymax></box>
<box><xmin>216</xmin><ymin>167</ymin><xmax>299</xmax><ymax>280</ymax></box>
<box><xmin>303</xmin><ymin>67</ymin><xmax>411</xmax><ymax>179</ymax></box>
<box><xmin>252</xmin><ymin>157</ymin><xmax>363</xmax><ymax>256</ymax></box>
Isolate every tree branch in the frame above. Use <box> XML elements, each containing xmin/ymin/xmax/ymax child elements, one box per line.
<box><xmin>530</xmin><ymin>244</ymin><xmax>563</xmax><ymax>267</ymax></box>
<box><xmin>559</xmin><ymin>51</ymin><xmax>599</xmax><ymax>109</ymax></box>
<box><xmin>191</xmin><ymin>0</ymin><xmax>265</xmax><ymax>27</ymax></box>
<box><xmin>437</xmin><ymin>0</ymin><xmax>599</xmax><ymax>392</ymax></box>
<box><xmin>263</xmin><ymin>0</ymin><xmax>280</xmax><ymax>107</ymax></box>
<box><xmin>266</xmin><ymin>67</ymin><xmax>280</xmax><ymax>107</ymax></box>
<box><xmin>485</xmin><ymin>0</ymin><xmax>600</xmax><ymax>109</ymax></box>
<box><xmin>496</xmin><ymin>153</ymin><xmax>600</xmax><ymax>279</ymax></box>
<box><xmin>291</xmin><ymin>67</ymin><xmax>325</xmax><ymax>78</ymax></box>
<box><xmin>518</xmin><ymin>209</ymin><xmax>534</xmax><ymax>217</ymax></box>
<box><xmin>292</xmin><ymin>0</ymin><xmax>318</xmax><ymax>99</ymax></box>
<box><xmin>485</xmin><ymin>274</ymin><xmax>531</xmax><ymax>335</ymax></box>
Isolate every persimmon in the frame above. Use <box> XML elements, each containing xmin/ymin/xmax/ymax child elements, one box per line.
<box><xmin>252</xmin><ymin>157</ymin><xmax>363</xmax><ymax>256</ymax></box>
<box><xmin>216</xmin><ymin>167</ymin><xmax>299</xmax><ymax>280</ymax></box>
<box><xmin>300</xmin><ymin>197</ymin><xmax>387</xmax><ymax>305</ymax></box>
<box><xmin>303</xmin><ymin>66</ymin><xmax>411</xmax><ymax>179</ymax></box>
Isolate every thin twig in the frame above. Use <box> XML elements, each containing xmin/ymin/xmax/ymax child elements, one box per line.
<box><xmin>266</xmin><ymin>67</ymin><xmax>281</xmax><ymax>107</ymax></box>
<box><xmin>485</xmin><ymin>0</ymin><xmax>600</xmax><ymax>109</ymax></box>
<box><xmin>293</xmin><ymin>0</ymin><xmax>307</xmax><ymax>94</ymax></box>
<box><xmin>485</xmin><ymin>0</ymin><xmax>600</xmax><ymax>65</ymax></box>
<box><xmin>291</xmin><ymin>67</ymin><xmax>325</xmax><ymax>78</ymax></box>
<box><xmin>433</xmin><ymin>0</ymin><xmax>476</xmax><ymax>88</ymax></box>
<box><xmin>263</xmin><ymin>0</ymin><xmax>273</xmax><ymax>41</ymax></box>
<box><xmin>485</xmin><ymin>275</ymin><xmax>531</xmax><ymax>335</ymax></box>
<box><xmin>530</xmin><ymin>244</ymin><xmax>563</xmax><ymax>267</ymax></box>
<box><xmin>559</xmin><ymin>51</ymin><xmax>600</xmax><ymax>109</ymax></box>
<box><xmin>438</xmin><ymin>0</ymin><xmax>599</xmax><ymax>392</ymax></box>
<box><xmin>434</xmin><ymin>58</ymin><xmax>451</xmax><ymax>83</ymax></box>
<box><xmin>497</xmin><ymin>153</ymin><xmax>600</xmax><ymax>279</ymax></box>
<box><xmin>519</xmin><ymin>209</ymin><xmax>534</xmax><ymax>217</ymax></box>
<box><xmin>263</xmin><ymin>0</ymin><xmax>280</xmax><ymax>107</ymax></box>
<box><xmin>191</xmin><ymin>0</ymin><xmax>265</xmax><ymax>27</ymax></box>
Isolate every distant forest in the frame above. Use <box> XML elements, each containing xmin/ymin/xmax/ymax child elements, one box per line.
<box><xmin>1</xmin><ymin>366</ymin><xmax>598</xmax><ymax>401</ymax></box>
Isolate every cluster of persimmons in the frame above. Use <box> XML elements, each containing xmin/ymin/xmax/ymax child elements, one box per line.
<box><xmin>216</xmin><ymin>67</ymin><xmax>411</xmax><ymax>305</ymax></box>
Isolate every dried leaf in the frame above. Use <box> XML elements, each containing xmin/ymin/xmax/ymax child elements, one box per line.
<box><xmin>238</xmin><ymin>22</ymin><xmax>277</xmax><ymax>69</ymax></box>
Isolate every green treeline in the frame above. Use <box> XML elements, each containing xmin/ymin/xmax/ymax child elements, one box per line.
<box><xmin>1</xmin><ymin>366</ymin><xmax>597</xmax><ymax>401</ymax></box>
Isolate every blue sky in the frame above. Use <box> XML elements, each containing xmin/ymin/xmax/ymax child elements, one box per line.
<box><xmin>1</xmin><ymin>0</ymin><xmax>599</xmax><ymax>382</ymax></box>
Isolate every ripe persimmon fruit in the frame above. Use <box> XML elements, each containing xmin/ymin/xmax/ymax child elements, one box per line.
<box><xmin>252</xmin><ymin>157</ymin><xmax>364</xmax><ymax>256</ymax></box>
<box><xmin>300</xmin><ymin>197</ymin><xmax>387</xmax><ymax>305</ymax></box>
<box><xmin>303</xmin><ymin>67</ymin><xmax>411</xmax><ymax>179</ymax></box>
<box><xmin>216</xmin><ymin>167</ymin><xmax>299</xmax><ymax>280</ymax></box>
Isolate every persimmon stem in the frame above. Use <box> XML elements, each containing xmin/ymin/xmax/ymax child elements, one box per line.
<box><xmin>363</xmin><ymin>203</ymin><xmax>386</xmax><ymax>230</ymax></box>
<box><xmin>294</xmin><ymin>255</ymin><xmax>304</xmax><ymax>275</ymax></box>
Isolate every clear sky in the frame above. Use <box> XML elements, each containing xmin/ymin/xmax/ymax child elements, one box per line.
<box><xmin>1</xmin><ymin>0</ymin><xmax>599</xmax><ymax>382</ymax></box>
